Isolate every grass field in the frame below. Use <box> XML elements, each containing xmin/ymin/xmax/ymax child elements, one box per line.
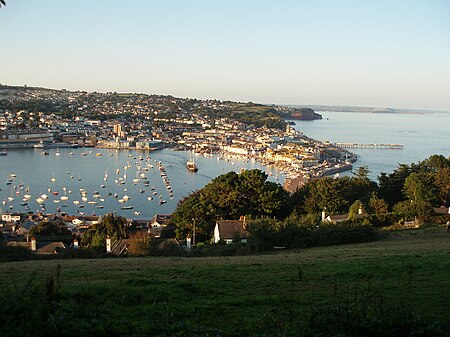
<box><xmin>1</xmin><ymin>229</ymin><xmax>449</xmax><ymax>336</ymax></box>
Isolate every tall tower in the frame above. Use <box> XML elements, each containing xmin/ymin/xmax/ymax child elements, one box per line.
<box><xmin>113</xmin><ymin>123</ymin><xmax>123</xmax><ymax>136</ymax></box>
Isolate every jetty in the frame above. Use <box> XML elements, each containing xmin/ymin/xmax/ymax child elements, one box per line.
<box><xmin>335</xmin><ymin>143</ymin><xmax>403</xmax><ymax>149</ymax></box>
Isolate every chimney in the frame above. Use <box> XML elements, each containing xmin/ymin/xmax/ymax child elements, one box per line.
<box><xmin>186</xmin><ymin>234</ymin><xmax>192</xmax><ymax>251</ymax></box>
<box><xmin>106</xmin><ymin>236</ymin><xmax>111</xmax><ymax>253</ymax></box>
<box><xmin>31</xmin><ymin>237</ymin><xmax>37</xmax><ymax>252</ymax></box>
<box><xmin>73</xmin><ymin>238</ymin><xmax>79</xmax><ymax>250</ymax></box>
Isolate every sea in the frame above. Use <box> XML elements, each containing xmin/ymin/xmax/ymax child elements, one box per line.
<box><xmin>1</xmin><ymin>111</ymin><xmax>449</xmax><ymax>219</ymax></box>
<box><xmin>289</xmin><ymin>111</ymin><xmax>450</xmax><ymax>179</ymax></box>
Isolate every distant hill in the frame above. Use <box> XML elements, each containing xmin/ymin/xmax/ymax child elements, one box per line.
<box><xmin>289</xmin><ymin>104</ymin><xmax>450</xmax><ymax>115</ymax></box>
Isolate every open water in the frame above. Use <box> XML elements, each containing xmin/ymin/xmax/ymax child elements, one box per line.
<box><xmin>290</xmin><ymin>111</ymin><xmax>450</xmax><ymax>179</ymax></box>
<box><xmin>0</xmin><ymin>148</ymin><xmax>281</xmax><ymax>219</ymax></box>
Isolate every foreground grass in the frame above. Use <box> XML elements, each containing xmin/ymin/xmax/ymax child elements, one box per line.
<box><xmin>1</xmin><ymin>229</ymin><xmax>449</xmax><ymax>336</ymax></box>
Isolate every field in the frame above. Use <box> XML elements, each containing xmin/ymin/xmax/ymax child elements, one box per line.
<box><xmin>1</xmin><ymin>229</ymin><xmax>449</xmax><ymax>336</ymax></box>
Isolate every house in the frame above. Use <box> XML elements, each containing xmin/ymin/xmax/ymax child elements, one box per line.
<box><xmin>36</xmin><ymin>242</ymin><xmax>67</xmax><ymax>255</ymax></box>
<box><xmin>213</xmin><ymin>218</ymin><xmax>249</xmax><ymax>244</ymax></box>
<box><xmin>6</xmin><ymin>240</ymin><xmax>67</xmax><ymax>255</ymax></box>
<box><xmin>433</xmin><ymin>206</ymin><xmax>450</xmax><ymax>215</ymax></box>
<box><xmin>323</xmin><ymin>214</ymin><xmax>349</xmax><ymax>223</ymax></box>
<box><xmin>16</xmin><ymin>219</ymin><xmax>35</xmax><ymax>235</ymax></box>
<box><xmin>1</xmin><ymin>212</ymin><xmax>23</xmax><ymax>223</ymax></box>
<box><xmin>322</xmin><ymin>206</ymin><xmax>365</xmax><ymax>224</ymax></box>
<box><xmin>150</xmin><ymin>214</ymin><xmax>172</xmax><ymax>228</ymax></box>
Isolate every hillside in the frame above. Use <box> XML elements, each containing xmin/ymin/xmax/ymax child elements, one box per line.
<box><xmin>1</xmin><ymin>229</ymin><xmax>449</xmax><ymax>336</ymax></box>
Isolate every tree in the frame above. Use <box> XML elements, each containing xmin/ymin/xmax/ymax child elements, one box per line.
<box><xmin>368</xmin><ymin>192</ymin><xmax>389</xmax><ymax>214</ymax></box>
<box><xmin>403</xmin><ymin>172</ymin><xmax>438</xmax><ymax>204</ymax></box>
<box><xmin>82</xmin><ymin>213</ymin><xmax>128</xmax><ymax>249</ymax></box>
<box><xmin>348</xmin><ymin>200</ymin><xmax>363</xmax><ymax>219</ymax></box>
<box><xmin>353</xmin><ymin>166</ymin><xmax>370</xmax><ymax>180</ymax></box>
<box><xmin>378</xmin><ymin>164</ymin><xmax>411</xmax><ymax>207</ymax></box>
<box><xmin>418</xmin><ymin>154</ymin><xmax>450</xmax><ymax>173</ymax></box>
<box><xmin>393</xmin><ymin>200</ymin><xmax>433</xmax><ymax>219</ymax></box>
<box><xmin>127</xmin><ymin>231</ymin><xmax>152</xmax><ymax>256</ymax></box>
<box><xmin>29</xmin><ymin>220</ymin><xmax>71</xmax><ymax>237</ymax></box>
<box><xmin>303</xmin><ymin>177</ymin><xmax>350</xmax><ymax>214</ymax></box>
<box><xmin>434</xmin><ymin>167</ymin><xmax>450</xmax><ymax>206</ymax></box>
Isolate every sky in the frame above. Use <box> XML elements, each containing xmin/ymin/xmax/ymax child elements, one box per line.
<box><xmin>1</xmin><ymin>0</ymin><xmax>449</xmax><ymax>110</ymax></box>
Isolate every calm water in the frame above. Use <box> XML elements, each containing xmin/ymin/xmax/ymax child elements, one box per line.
<box><xmin>0</xmin><ymin>148</ymin><xmax>282</xmax><ymax>219</ymax></box>
<box><xmin>290</xmin><ymin>111</ymin><xmax>450</xmax><ymax>179</ymax></box>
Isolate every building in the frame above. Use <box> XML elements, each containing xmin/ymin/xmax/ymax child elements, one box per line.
<box><xmin>1</xmin><ymin>212</ymin><xmax>23</xmax><ymax>223</ymax></box>
<box><xmin>213</xmin><ymin>218</ymin><xmax>249</xmax><ymax>244</ymax></box>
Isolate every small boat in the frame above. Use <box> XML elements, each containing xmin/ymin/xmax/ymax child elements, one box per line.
<box><xmin>97</xmin><ymin>205</ymin><xmax>104</xmax><ymax>209</ymax></box>
<box><xmin>120</xmin><ymin>206</ymin><xmax>133</xmax><ymax>210</ymax></box>
<box><xmin>96</xmin><ymin>153</ymin><xmax>103</xmax><ymax>157</ymax></box>
<box><xmin>52</xmin><ymin>191</ymin><xmax>59</xmax><ymax>196</ymax></box>
<box><xmin>34</xmin><ymin>142</ymin><xmax>45</xmax><ymax>148</ymax></box>
<box><xmin>0</xmin><ymin>150</ymin><xmax>7</xmax><ymax>156</ymax></box>
<box><xmin>134</xmin><ymin>211</ymin><xmax>141</xmax><ymax>216</ymax></box>
<box><xmin>42</xmin><ymin>151</ymin><xmax>49</xmax><ymax>156</ymax></box>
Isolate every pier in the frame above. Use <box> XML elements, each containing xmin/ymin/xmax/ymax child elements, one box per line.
<box><xmin>335</xmin><ymin>143</ymin><xmax>403</xmax><ymax>149</ymax></box>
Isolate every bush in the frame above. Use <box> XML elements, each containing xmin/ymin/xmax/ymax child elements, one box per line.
<box><xmin>248</xmin><ymin>218</ymin><xmax>382</xmax><ymax>251</ymax></box>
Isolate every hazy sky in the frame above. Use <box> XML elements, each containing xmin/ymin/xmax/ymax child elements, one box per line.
<box><xmin>1</xmin><ymin>0</ymin><xmax>449</xmax><ymax>110</ymax></box>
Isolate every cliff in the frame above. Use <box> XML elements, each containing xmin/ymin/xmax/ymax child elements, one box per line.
<box><xmin>288</xmin><ymin>108</ymin><xmax>322</xmax><ymax>120</ymax></box>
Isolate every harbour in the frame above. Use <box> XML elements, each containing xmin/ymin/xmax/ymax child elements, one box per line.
<box><xmin>0</xmin><ymin>147</ymin><xmax>283</xmax><ymax>219</ymax></box>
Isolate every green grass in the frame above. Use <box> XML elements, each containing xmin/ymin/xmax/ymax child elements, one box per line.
<box><xmin>1</xmin><ymin>229</ymin><xmax>449</xmax><ymax>336</ymax></box>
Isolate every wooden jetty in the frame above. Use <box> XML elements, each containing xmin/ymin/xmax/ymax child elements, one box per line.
<box><xmin>335</xmin><ymin>143</ymin><xmax>403</xmax><ymax>149</ymax></box>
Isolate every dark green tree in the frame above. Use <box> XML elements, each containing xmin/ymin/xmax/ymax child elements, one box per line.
<box><xmin>82</xmin><ymin>213</ymin><xmax>128</xmax><ymax>249</ymax></box>
<box><xmin>368</xmin><ymin>192</ymin><xmax>389</xmax><ymax>214</ymax></box>
<box><xmin>403</xmin><ymin>172</ymin><xmax>438</xmax><ymax>204</ymax></box>
<box><xmin>29</xmin><ymin>220</ymin><xmax>71</xmax><ymax>237</ymax></box>
<box><xmin>378</xmin><ymin>164</ymin><xmax>411</xmax><ymax>208</ymax></box>
<box><xmin>435</xmin><ymin>167</ymin><xmax>450</xmax><ymax>206</ymax></box>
